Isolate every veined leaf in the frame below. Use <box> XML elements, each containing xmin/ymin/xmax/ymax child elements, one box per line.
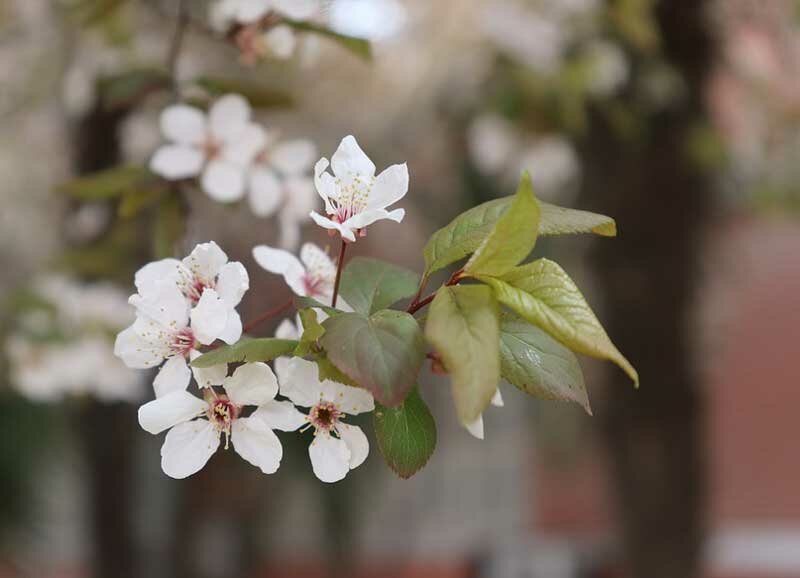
<box><xmin>294</xmin><ymin>308</ymin><xmax>325</xmax><ymax>357</ymax></box>
<box><xmin>425</xmin><ymin>285</ymin><xmax>500</xmax><ymax>426</ymax></box>
<box><xmin>192</xmin><ymin>338</ymin><xmax>298</xmax><ymax>368</ymax></box>
<box><xmin>374</xmin><ymin>388</ymin><xmax>437</xmax><ymax>479</ymax></box>
<box><xmin>294</xmin><ymin>296</ymin><xmax>342</xmax><ymax>317</ymax></box>
<box><xmin>339</xmin><ymin>257</ymin><xmax>420</xmax><ymax>315</ymax></box>
<box><xmin>423</xmin><ymin>198</ymin><xmax>615</xmax><ymax>275</ymax></box>
<box><xmin>500</xmin><ymin>316</ymin><xmax>590</xmax><ymax>414</ymax></box>
<box><xmin>464</xmin><ymin>171</ymin><xmax>541</xmax><ymax>277</ymax></box>
<box><xmin>478</xmin><ymin>259</ymin><xmax>638</xmax><ymax>386</ymax></box>
<box><xmin>285</xmin><ymin>20</ymin><xmax>372</xmax><ymax>60</ymax></box>
<box><xmin>320</xmin><ymin>310</ymin><xmax>426</xmax><ymax>406</ymax></box>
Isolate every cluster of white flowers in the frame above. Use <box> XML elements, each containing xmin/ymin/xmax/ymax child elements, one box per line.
<box><xmin>210</xmin><ymin>0</ymin><xmax>321</xmax><ymax>63</ymax></box>
<box><xmin>5</xmin><ymin>275</ymin><xmax>141</xmax><ymax>403</ymax></box>
<box><xmin>116</xmin><ymin>136</ymin><xmax>409</xmax><ymax>482</ymax></box>
<box><xmin>149</xmin><ymin>94</ymin><xmax>317</xmax><ymax>249</ymax></box>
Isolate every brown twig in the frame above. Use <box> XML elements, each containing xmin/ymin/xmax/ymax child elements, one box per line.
<box><xmin>406</xmin><ymin>269</ymin><xmax>464</xmax><ymax>315</ymax></box>
<box><xmin>242</xmin><ymin>298</ymin><xmax>295</xmax><ymax>334</ymax></box>
<box><xmin>331</xmin><ymin>239</ymin><xmax>348</xmax><ymax>308</ymax></box>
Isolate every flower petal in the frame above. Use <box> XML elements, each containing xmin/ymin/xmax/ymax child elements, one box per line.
<box><xmin>134</xmin><ymin>259</ymin><xmax>181</xmax><ymax>296</ymax></box>
<box><xmin>299</xmin><ymin>242</ymin><xmax>336</xmax><ymax>287</ymax></box>
<box><xmin>491</xmin><ymin>389</ymin><xmax>504</xmax><ymax>407</ymax></box>
<box><xmin>252</xmin><ymin>400</ymin><xmax>307</xmax><ymax>432</ymax></box>
<box><xmin>182</xmin><ymin>241</ymin><xmax>228</xmax><ymax>284</ymax></box>
<box><xmin>138</xmin><ymin>390</ymin><xmax>207</xmax><ymax>435</ymax></box>
<box><xmin>160</xmin><ymin>420</ymin><xmax>219</xmax><ymax>479</ymax></box>
<box><xmin>368</xmin><ymin>163</ymin><xmax>408</xmax><ymax>210</ymax></box>
<box><xmin>209</xmin><ymin>94</ymin><xmax>251</xmax><ymax>143</ymax></box>
<box><xmin>216</xmin><ymin>261</ymin><xmax>249</xmax><ymax>307</ymax></box>
<box><xmin>202</xmin><ymin>160</ymin><xmax>246</xmax><ymax>202</ymax></box>
<box><xmin>320</xmin><ymin>381</ymin><xmax>374</xmax><ymax>415</ymax></box>
<box><xmin>270</xmin><ymin>139</ymin><xmax>317</xmax><ymax>175</ymax></box>
<box><xmin>153</xmin><ymin>355</ymin><xmax>191</xmax><ymax>398</ymax></box>
<box><xmin>232</xmin><ymin>0</ymin><xmax>270</xmax><ymax>23</ymax></box>
<box><xmin>278</xmin><ymin>213</ymin><xmax>301</xmax><ymax>251</ymax></box>
<box><xmin>114</xmin><ymin>325</ymin><xmax>164</xmax><ymax>369</ymax></box>
<box><xmin>224</xmin><ymin>123</ymin><xmax>267</xmax><ymax>166</ymax></box>
<box><xmin>331</xmin><ymin>135</ymin><xmax>375</xmax><ymax>180</ymax></box>
<box><xmin>465</xmin><ymin>415</ymin><xmax>485</xmax><ymax>440</ymax></box>
<box><xmin>283</xmin><ymin>176</ymin><xmax>318</xmax><ymax>218</ymax></box>
<box><xmin>231</xmin><ymin>417</ymin><xmax>283</xmax><ymax>474</ymax></box>
<box><xmin>309</xmin><ymin>433</ymin><xmax>351</xmax><ymax>483</ymax></box>
<box><xmin>191</xmin><ymin>288</ymin><xmax>229</xmax><ymax>345</ymax></box>
<box><xmin>251</xmin><ymin>245</ymin><xmax>306</xmax><ymax>296</ymax></box>
<box><xmin>309</xmin><ymin>211</ymin><xmax>356</xmax><ymax>242</ymax></box>
<box><xmin>282</xmin><ymin>358</ymin><xmax>324</xmax><ymax>407</ymax></box>
<box><xmin>337</xmin><ymin>423</ymin><xmax>369</xmax><ymax>468</ymax></box>
<box><xmin>313</xmin><ymin>158</ymin><xmax>336</xmax><ymax>213</ymax></box>
<box><xmin>189</xmin><ymin>350</ymin><xmax>228</xmax><ymax>388</ymax></box>
<box><xmin>150</xmin><ymin>145</ymin><xmax>204</xmax><ymax>180</ymax></box>
<box><xmin>160</xmin><ymin>104</ymin><xmax>207</xmax><ymax>145</ymax></box>
<box><xmin>248</xmin><ymin>166</ymin><xmax>284</xmax><ymax>217</ymax></box>
<box><xmin>224</xmin><ymin>362</ymin><xmax>279</xmax><ymax>406</ymax></box>
<box><xmin>263</xmin><ymin>25</ymin><xmax>296</xmax><ymax>59</ymax></box>
<box><xmin>218</xmin><ymin>310</ymin><xmax>243</xmax><ymax>345</ymax></box>
<box><xmin>129</xmin><ymin>282</ymin><xmax>190</xmax><ymax>328</ymax></box>
<box><xmin>343</xmin><ymin>208</ymin><xmax>399</xmax><ymax>231</ymax></box>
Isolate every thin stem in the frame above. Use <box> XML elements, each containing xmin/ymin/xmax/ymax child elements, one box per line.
<box><xmin>243</xmin><ymin>298</ymin><xmax>294</xmax><ymax>334</ymax></box>
<box><xmin>406</xmin><ymin>269</ymin><xmax>463</xmax><ymax>315</ymax></box>
<box><xmin>166</xmin><ymin>0</ymin><xmax>190</xmax><ymax>99</ymax></box>
<box><xmin>331</xmin><ymin>239</ymin><xmax>348</xmax><ymax>308</ymax></box>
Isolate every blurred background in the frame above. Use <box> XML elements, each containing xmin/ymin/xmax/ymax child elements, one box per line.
<box><xmin>1</xmin><ymin>0</ymin><xmax>799</xmax><ymax>577</ymax></box>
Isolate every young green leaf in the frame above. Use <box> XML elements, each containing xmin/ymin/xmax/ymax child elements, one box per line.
<box><xmin>284</xmin><ymin>20</ymin><xmax>372</xmax><ymax>60</ymax></box>
<box><xmin>479</xmin><ymin>259</ymin><xmax>639</xmax><ymax>386</ymax></box>
<box><xmin>294</xmin><ymin>308</ymin><xmax>326</xmax><ymax>357</ymax></box>
<box><xmin>294</xmin><ymin>296</ymin><xmax>341</xmax><ymax>317</ymax></box>
<box><xmin>313</xmin><ymin>354</ymin><xmax>360</xmax><ymax>388</ymax></box>
<box><xmin>58</xmin><ymin>166</ymin><xmax>156</xmax><ymax>200</ymax></box>
<box><xmin>320</xmin><ymin>311</ymin><xmax>426</xmax><ymax>406</ymax></box>
<box><xmin>193</xmin><ymin>77</ymin><xmax>293</xmax><ymax>108</ymax></box>
<box><xmin>191</xmin><ymin>338</ymin><xmax>298</xmax><ymax>368</ymax></box>
<box><xmin>500</xmin><ymin>316</ymin><xmax>590</xmax><ymax>414</ymax></box>
<box><xmin>339</xmin><ymin>257</ymin><xmax>420</xmax><ymax>315</ymax></box>
<box><xmin>423</xmin><ymin>198</ymin><xmax>615</xmax><ymax>275</ymax></box>
<box><xmin>463</xmin><ymin>171</ymin><xmax>541</xmax><ymax>277</ymax></box>
<box><xmin>153</xmin><ymin>194</ymin><xmax>186</xmax><ymax>259</ymax></box>
<box><xmin>374</xmin><ymin>387</ymin><xmax>437</xmax><ymax>479</ymax></box>
<box><xmin>425</xmin><ymin>285</ymin><xmax>501</xmax><ymax>426</ymax></box>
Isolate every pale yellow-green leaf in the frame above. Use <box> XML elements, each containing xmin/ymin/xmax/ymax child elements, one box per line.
<box><xmin>539</xmin><ymin>203</ymin><xmax>616</xmax><ymax>237</ymax></box>
<box><xmin>478</xmin><ymin>259</ymin><xmax>638</xmax><ymax>386</ymax></box>
<box><xmin>425</xmin><ymin>285</ymin><xmax>501</xmax><ymax>426</ymax></box>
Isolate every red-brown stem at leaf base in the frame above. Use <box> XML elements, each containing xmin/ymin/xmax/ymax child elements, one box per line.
<box><xmin>406</xmin><ymin>269</ymin><xmax>464</xmax><ymax>315</ymax></box>
<box><xmin>331</xmin><ymin>239</ymin><xmax>348</xmax><ymax>308</ymax></box>
<box><xmin>242</xmin><ymin>298</ymin><xmax>295</xmax><ymax>334</ymax></box>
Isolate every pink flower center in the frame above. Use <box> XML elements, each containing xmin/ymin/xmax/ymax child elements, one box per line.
<box><xmin>171</xmin><ymin>328</ymin><xmax>196</xmax><ymax>357</ymax></box>
<box><xmin>185</xmin><ymin>278</ymin><xmax>212</xmax><ymax>304</ymax></box>
<box><xmin>208</xmin><ymin>396</ymin><xmax>239</xmax><ymax>434</ymax></box>
<box><xmin>303</xmin><ymin>274</ymin><xmax>325</xmax><ymax>299</ymax></box>
<box><xmin>308</xmin><ymin>401</ymin><xmax>342</xmax><ymax>434</ymax></box>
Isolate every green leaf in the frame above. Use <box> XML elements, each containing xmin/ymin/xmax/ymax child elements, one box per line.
<box><xmin>294</xmin><ymin>308</ymin><xmax>325</xmax><ymax>357</ymax></box>
<box><xmin>339</xmin><ymin>257</ymin><xmax>420</xmax><ymax>315</ymax></box>
<box><xmin>464</xmin><ymin>172</ymin><xmax>541</xmax><ymax>277</ymax></box>
<box><xmin>117</xmin><ymin>185</ymin><xmax>166</xmax><ymax>218</ymax></box>
<box><xmin>423</xmin><ymin>198</ymin><xmax>615</xmax><ymax>275</ymax></box>
<box><xmin>285</xmin><ymin>20</ymin><xmax>372</xmax><ymax>60</ymax></box>
<box><xmin>294</xmin><ymin>296</ymin><xmax>342</xmax><ymax>317</ymax></box>
<box><xmin>500</xmin><ymin>316</ymin><xmax>590</xmax><ymax>414</ymax></box>
<box><xmin>58</xmin><ymin>166</ymin><xmax>155</xmax><ymax>200</ymax></box>
<box><xmin>320</xmin><ymin>310</ymin><xmax>426</xmax><ymax>406</ymax></box>
<box><xmin>425</xmin><ymin>285</ymin><xmax>501</xmax><ymax>426</ymax></box>
<box><xmin>314</xmin><ymin>354</ymin><xmax>360</xmax><ymax>388</ymax></box>
<box><xmin>478</xmin><ymin>259</ymin><xmax>639</xmax><ymax>386</ymax></box>
<box><xmin>191</xmin><ymin>338</ymin><xmax>299</xmax><ymax>368</ymax></box>
<box><xmin>193</xmin><ymin>77</ymin><xmax>293</xmax><ymax>108</ymax></box>
<box><xmin>539</xmin><ymin>203</ymin><xmax>616</xmax><ymax>237</ymax></box>
<box><xmin>374</xmin><ymin>388</ymin><xmax>437</xmax><ymax>479</ymax></box>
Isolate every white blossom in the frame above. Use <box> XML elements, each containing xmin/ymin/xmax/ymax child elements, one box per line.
<box><xmin>248</xmin><ymin>134</ymin><xmax>317</xmax><ymax>249</ymax></box>
<box><xmin>282</xmin><ymin>358</ymin><xmax>374</xmax><ymax>483</ymax></box>
<box><xmin>516</xmin><ymin>136</ymin><xmax>581</xmax><ymax>202</ymax></box>
<box><xmin>138</xmin><ymin>363</ymin><xmax>306</xmax><ymax>479</ymax></box>
<box><xmin>252</xmin><ymin>242</ymin><xmax>339</xmax><ymax>305</ymax></box>
<box><xmin>149</xmin><ymin>94</ymin><xmax>264</xmax><ymax>202</ymax></box>
<box><xmin>586</xmin><ymin>41</ymin><xmax>629</xmax><ymax>97</ymax></box>
<box><xmin>465</xmin><ymin>389</ymin><xmax>505</xmax><ymax>440</ymax></box>
<box><xmin>310</xmin><ymin>135</ymin><xmax>408</xmax><ymax>242</ymax></box>
<box><xmin>115</xmin><ymin>242</ymin><xmax>248</xmax><ymax>396</ymax></box>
